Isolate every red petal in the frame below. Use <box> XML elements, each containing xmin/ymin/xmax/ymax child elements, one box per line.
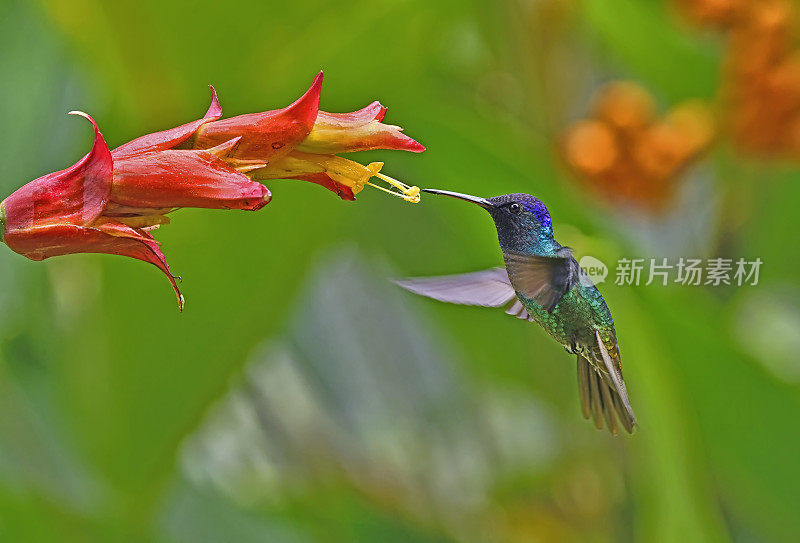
<box><xmin>2</xmin><ymin>112</ymin><xmax>112</xmax><ymax>232</ymax></box>
<box><xmin>316</xmin><ymin>101</ymin><xmax>387</xmax><ymax>125</ymax></box>
<box><xmin>308</xmin><ymin>128</ymin><xmax>425</xmax><ymax>153</ymax></box>
<box><xmin>368</xmin><ymin>102</ymin><xmax>388</xmax><ymax>122</ymax></box>
<box><xmin>4</xmin><ymin>221</ymin><xmax>184</xmax><ymax>310</ymax></box>
<box><xmin>280</xmin><ymin>173</ymin><xmax>356</xmax><ymax>201</ymax></box>
<box><xmin>205</xmin><ymin>84</ymin><xmax>223</xmax><ymax>118</ymax></box>
<box><xmin>111</xmin><ymin>146</ymin><xmax>271</xmax><ymax>210</ymax></box>
<box><xmin>298</xmin><ymin>102</ymin><xmax>425</xmax><ymax>154</ymax></box>
<box><xmin>112</xmin><ymin>85</ymin><xmax>223</xmax><ymax>158</ymax></box>
<box><xmin>193</xmin><ymin>72</ymin><xmax>323</xmax><ymax>162</ymax></box>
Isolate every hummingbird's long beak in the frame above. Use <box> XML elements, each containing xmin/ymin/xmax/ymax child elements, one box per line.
<box><xmin>421</xmin><ymin>188</ymin><xmax>494</xmax><ymax>208</ymax></box>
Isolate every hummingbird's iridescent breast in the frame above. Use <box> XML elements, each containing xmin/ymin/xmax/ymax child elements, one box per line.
<box><xmin>516</xmin><ymin>281</ymin><xmax>616</xmax><ymax>352</ymax></box>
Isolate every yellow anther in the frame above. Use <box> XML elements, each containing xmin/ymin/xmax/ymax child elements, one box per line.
<box><xmin>366</xmin><ymin>165</ymin><xmax>421</xmax><ymax>203</ymax></box>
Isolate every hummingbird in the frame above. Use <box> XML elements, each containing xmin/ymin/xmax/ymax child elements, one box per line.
<box><xmin>396</xmin><ymin>189</ymin><xmax>636</xmax><ymax>434</ymax></box>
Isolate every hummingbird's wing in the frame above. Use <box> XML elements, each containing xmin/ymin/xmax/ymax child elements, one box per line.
<box><xmin>393</xmin><ymin>267</ymin><xmax>518</xmax><ymax>307</ymax></box>
<box><xmin>502</xmin><ymin>248</ymin><xmax>580</xmax><ymax>312</ymax></box>
<box><xmin>577</xmin><ymin>331</ymin><xmax>636</xmax><ymax>434</ymax></box>
<box><xmin>394</xmin><ymin>268</ymin><xmax>536</xmax><ymax>321</ymax></box>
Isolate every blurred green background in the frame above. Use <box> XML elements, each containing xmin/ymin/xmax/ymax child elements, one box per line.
<box><xmin>1</xmin><ymin>0</ymin><xmax>799</xmax><ymax>541</ymax></box>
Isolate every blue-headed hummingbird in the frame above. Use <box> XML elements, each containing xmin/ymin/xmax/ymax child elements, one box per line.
<box><xmin>396</xmin><ymin>189</ymin><xmax>636</xmax><ymax>434</ymax></box>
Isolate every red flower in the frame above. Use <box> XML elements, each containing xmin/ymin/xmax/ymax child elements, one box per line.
<box><xmin>0</xmin><ymin>72</ymin><xmax>424</xmax><ymax>310</ymax></box>
<box><xmin>1</xmin><ymin>107</ymin><xmax>270</xmax><ymax>310</ymax></box>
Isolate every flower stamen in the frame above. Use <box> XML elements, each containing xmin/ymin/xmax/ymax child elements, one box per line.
<box><xmin>365</xmin><ymin>167</ymin><xmax>421</xmax><ymax>203</ymax></box>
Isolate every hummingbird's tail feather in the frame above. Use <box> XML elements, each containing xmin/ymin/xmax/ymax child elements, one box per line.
<box><xmin>586</xmin><ymin>359</ymin><xmax>606</xmax><ymax>430</ymax></box>
<box><xmin>599</xmin><ymin>373</ymin><xmax>620</xmax><ymax>434</ymax></box>
<box><xmin>595</xmin><ymin>330</ymin><xmax>636</xmax><ymax>433</ymax></box>
<box><xmin>577</xmin><ymin>356</ymin><xmax>593</xmax><ymax>420</ymax></box>
<box><xmin>576</xmin><ymin>354</ymin><xmax>636</xmax><ymax>435</ymax></box>
<box><xmin>609</xmin><ymin>384</ymin><xmax>636</xmax><ymax>433</ymax></box>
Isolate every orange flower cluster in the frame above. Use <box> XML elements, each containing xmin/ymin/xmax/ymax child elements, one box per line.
<box><xmin>673</xmin><ymin>0</ymin><xmax>744</xmax><ymax>27</ymax></box>
<box><xmin>562</xmin><ymin>82</ymin><xmax>715</xmax><ymax>211</ymax></box>
<box><xmin>677</xmin><ymin>0</ymin><xmax>800</xmax><ymax>156</ymax></box>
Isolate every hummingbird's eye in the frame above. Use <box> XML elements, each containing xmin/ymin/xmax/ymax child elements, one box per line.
<box><xmin>509</xmin><ymin>202</ymin><xmax>521</xmax><ymax>214</ymax></box>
